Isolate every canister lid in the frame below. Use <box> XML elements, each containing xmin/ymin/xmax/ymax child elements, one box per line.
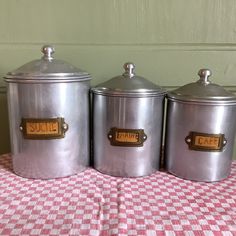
<box><xmin>4</xmin><ymin>45</ymin><xmax>91</xmax><ymax>83</ymax></box>
<box><xmin>92</xmin><ymin>62</ymin><xmax>165</xmax><ymax>97</ymax></box>
<box><xmin>167</xmin><ymin>69</ymin><xmax>236</xmax><ymax>104</ymax></box>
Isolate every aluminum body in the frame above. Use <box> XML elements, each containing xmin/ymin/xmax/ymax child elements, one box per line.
<box><xmin>165</xmin><ymin>100</ymin><xmax>236</xmax><ymax>181</ymax></box>
<box><xmin>93</xmin><ymin>94</ymin><xmax>165</xmax><ymax>177</ymax></box>
<box><xmin>5</xmin><ymin>45</ymin><xmax>91</xmax><ymax>179</ymax></box>
<box><xmin>7</xmin><ymin>81</ymin><xmax>90</xmax><ymax>179</ymax></box>
<box><xmin>165</xmin><ymin>69</ymin><xmax>236</xmax><ymax>182</ymax></box>
<box><xmin>92</xmin><ymin>62</ymin><xmax>165</xmax><ymax>177</ymax></box>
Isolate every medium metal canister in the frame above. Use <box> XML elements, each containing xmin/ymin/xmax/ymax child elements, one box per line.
<box><xmin>4</xmin><ymin>45</ymin><xmax>91</xmax><ymax>179</ymax></box>
<box><xmin>165</xmin><ymin>69</ymin><xmax>236</xmax><ymax>182</ymax></box>
<box><xmin>91</xmin><ymin>63</ymin><xmax>166</xmax><ymax>177</ymax></box>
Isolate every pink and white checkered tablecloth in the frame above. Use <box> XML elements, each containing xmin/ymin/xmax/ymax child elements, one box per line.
<box><xmin>0</xmin><ymin>154</ymin><xmax>236</xmax><ymax>236</ymax></box>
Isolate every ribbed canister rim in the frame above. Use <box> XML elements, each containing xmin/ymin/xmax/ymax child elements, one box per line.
<box><xmin>167</xmin><ymin>69</ymin><xmax>236</xmax><ymax>104</ymax></box>
<box><xmin>4</xmin><ymin>45</ymin><xmax>91</xmax><ymax>83</ymax></box>
<box><xmin>91</xmin><ymin>62</ymin><xmax>166</xmax><ymax>97</ymax></box>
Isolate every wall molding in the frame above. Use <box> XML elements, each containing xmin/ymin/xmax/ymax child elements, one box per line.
<box><xmin>0</xmin><ymin>86</ymin><xmax>6</xmax><ymax>94</ymax></box>
<box><xmin>1</xmin><ymin>43</ymin><xmax>236</xmax><ymax>52</ymax></box>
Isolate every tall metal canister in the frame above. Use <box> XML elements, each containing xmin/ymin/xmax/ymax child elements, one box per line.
<box><xmin>4</xmin><ymin>45</ymin><xmax>91</xmax><ymax>179</ymax></box>
<box><xmin>91</xmin><ymin>63</ymin><xmax>166</xmax><ymax>177</ymax></box>
<box><xmin>165</xmin><ymin>69</ymin><xmax>236</xmax><ymax>181</ymax></box>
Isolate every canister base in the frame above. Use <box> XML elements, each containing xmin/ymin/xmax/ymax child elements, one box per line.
<box><xmin>13</xmin><ymin>167</ymin><xmax>87</xmax><ymax>180</ymax></box>
<box><xmin>167</xmin><ymin>170</ymin><xmax>230</xmax><ymax>182</ymax></box>
<box><xmin>94</xmin><ymin>168</ymin><xmax>158</xmax><ymax>178</ymax></box>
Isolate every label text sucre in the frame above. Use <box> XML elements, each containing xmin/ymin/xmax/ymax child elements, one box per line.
<box><xmin>26</xmin><ymin>121</ymin><xmax>59</xmax><ymax>135</ymax></box>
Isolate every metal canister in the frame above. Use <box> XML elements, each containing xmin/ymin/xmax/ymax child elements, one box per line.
<box><xmin>4</xmin><ymin>45</ymin><xmax>91</xmax><ymax>179</ymax></box>
<box><xmin>91</xmin><ymin>63</ymin><xmax>166</xmax><ymax>177</ymax></box>
<box><xmin>165</xmin><ymin>69</ymin><xmax>236</xmax><ymax>182</ymax></box>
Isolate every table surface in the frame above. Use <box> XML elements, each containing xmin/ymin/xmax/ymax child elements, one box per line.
<box><xmin>0</xmin><ymin>154</ymin><xmax>236</xmax><ymax>236</ymax></box>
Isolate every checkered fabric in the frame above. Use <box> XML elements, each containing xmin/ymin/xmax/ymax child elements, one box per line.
<box><xmin>0</xmin><ymin>154</ymin><xmax>236</xmax><ymax>236</ymax></box>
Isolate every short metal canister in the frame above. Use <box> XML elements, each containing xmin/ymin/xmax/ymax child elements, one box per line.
<box><xmin>165</xmin><ymin>69</ymin><xmax>236</xmax><ymax>182</ymax></box>
<box><xmin>4</xmin><ymin>45</ymin><xmax>91</xmax><ymax>179</ymax></box>
<box><xmin>91</xmin><ymin>63</ymin><xmax>166</xmax><ymax>177</ymax></box>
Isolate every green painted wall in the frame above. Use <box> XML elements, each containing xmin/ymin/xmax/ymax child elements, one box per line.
<box><xmin>1</xmin><ymin>0</ymin><xmax>236</xmax><ymax>158</ymax></box>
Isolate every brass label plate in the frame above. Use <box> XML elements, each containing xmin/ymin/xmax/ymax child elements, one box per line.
<box><xmin>108</xmin><ymin>127</ymin><xmax>147</xmax><ymax>147</ymax></box>
<box><xmin>185</xmin><ymin>132</ymin><xmax>227</xmax><ymax>152</ymax></box>
<box><xmin>20</xmin><ymin>117</ymin><xmax>68</xmax><ymax>139</ymax></box>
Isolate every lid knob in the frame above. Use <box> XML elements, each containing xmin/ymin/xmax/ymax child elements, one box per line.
<box><xmin>123</xmin><ymin>62</ymin><xmax>135</xmax><ymax>78</ymax></box>
<box><xmin>197</xmin><ymin>69</ymin><xmax>212</xmax><ymax>85</ymax></box>
<box><xmin>41</xmin><ymin>45</ymin><xmax>55</xmax><ymax>61</ymax></box>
